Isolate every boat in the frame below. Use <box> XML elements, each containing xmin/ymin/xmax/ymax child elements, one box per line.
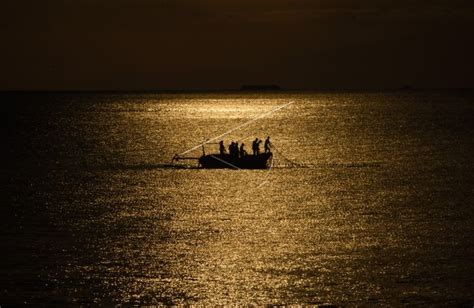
<box><xmin>199</xmin><ymin>152</ymin><xmax>272</xmax><ymax>169</ymax></box>
<box><xmin>171</xmin><ymin>101</ymin><xmax>293</xmax><ymax>169</ymax></box>
<box><xmin>172</xmin><ymin>146</ymin><xmax>273</xmax><ymax>169</ymax></box>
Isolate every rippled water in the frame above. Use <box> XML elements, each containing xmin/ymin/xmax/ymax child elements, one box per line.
<box><xmin>3</xmin><ymin>91</ymin><xmax>474</xmax><ymax>305</ymax></box>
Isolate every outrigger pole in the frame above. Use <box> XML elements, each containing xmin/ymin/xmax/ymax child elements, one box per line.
<box><xmin>172</xmin><ymin>101</ymin><xmax>294</xmax><ymax>162</ymax></box>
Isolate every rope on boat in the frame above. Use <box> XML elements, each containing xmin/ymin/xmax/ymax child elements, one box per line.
<box><xmin>271</xmin><ymin>145</ymin><xmax>305</xmax><ymax>168</ymax></box>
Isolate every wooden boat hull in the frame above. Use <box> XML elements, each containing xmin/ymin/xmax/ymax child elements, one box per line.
<box><xmin>199</xmin><ymin>152</ymin><xmax>272</xmax><ymax>169</ymax></box>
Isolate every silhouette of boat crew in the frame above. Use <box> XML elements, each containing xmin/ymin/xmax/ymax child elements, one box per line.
<box><xmin>235</xmin><ymin>141</ymin><xmax>239</xmax><ymax>157</ymax></box>
<box><xmin>264</xmin><ymin>136</ymin><xmax>271</xmax><ymax>153</ymax></box>
<box><xmin>219</xmin><ymin>140</ymin><xmax>226</xmax><ymax>155</ymax></box>
<box><xmin>239</xmin><ymin>143</ymin><xmax>247</xmax><ymax>157</ymax></box>
<box><xmin>257</xmin><ymin>139</ymin><xmax>262</xmax><ymax>155</ymax></box>
<box><xmin>252</xmin><ymin>138</ymin><xmax>258</xmax><ymax>156</ymax></box>
<box><xmin>194</xmin><ymin>138</ymin><xmax>273</xmax><ymax>169</ymax></box>
<box><xmin>228</xmin><ymin>141</ymin><xmax>240</xmax><ymax>158</ymax></box>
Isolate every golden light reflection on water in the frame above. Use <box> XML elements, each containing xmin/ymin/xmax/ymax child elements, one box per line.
<box><xmin>5</xmin><ymin>92</ymin><xmax>473</xmax><ymax>306</ymax></box>
<box><xmin>96</xmin><ymin>166</ymin><xmax>402</xmax><ymax>305</ymax></box>
<box><xmin>169</xmin><ymin>99</ymin><xmax>293</xmax><ymax>120</ymax></box>
<box><xmin>75</xmin><ymin>93</ymin><xmax>471</xmax><ymax>305</ymax></box>
<box><xmin>84</xmin><ymin>96</ymin><xmax>377</xmax><ymax>305</ymax></box>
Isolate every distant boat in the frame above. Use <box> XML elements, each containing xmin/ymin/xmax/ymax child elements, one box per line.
<box><xmin>240</xmin><ymin>85</ymin><xmax>281</xmax><ymax>91</ymax></box>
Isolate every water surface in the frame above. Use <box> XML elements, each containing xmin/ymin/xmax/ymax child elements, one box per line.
<box><xmin>2</xmin><ymin>91</ymin><xmax>474</xmax><ymax>305</ymax></box>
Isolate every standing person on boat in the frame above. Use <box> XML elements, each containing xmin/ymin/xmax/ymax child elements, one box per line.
<box><xmin>240</xmin><ymin>143</ymin><xmax>247</xmax><ymax>157</ymax></box>
<box><xmin>232</xmin><ymin>141</ymin><xmax>239</xmax><ymax>157</ymax></box>
<box><xmin>234</xmin><ymin>142</ymin><xmax>239</xmax><ymax>157</ymax></box>
<box><xmin>256</xmin><ymin>139</ymin><xmax>262</xmax><ymax>155</ymax></box>
<box><xmin>219</xmin><ymin>140</ymin><xmax>226</xmax><ymax>155</ymax></box>
<box><xmin>252</xmin><ymin>138</ymin><xmax>259</xmax><ymax>156</ymax></box>
<box><xmin>264</xmin><ymin>136</ymin><xmax>272</xmax><ymax>153</ymax></box>
<box><xmin>229</xmin><ymin>142</ymin><xmax>235</xmax><ymax>156</ymax></box>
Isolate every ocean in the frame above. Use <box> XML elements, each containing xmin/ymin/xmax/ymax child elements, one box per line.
<box><xmin>2</xmin><ymin>91</ymin><xmax>474</xmax><ymax>305</ymax></box>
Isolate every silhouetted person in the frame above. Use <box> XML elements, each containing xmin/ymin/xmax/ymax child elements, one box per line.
<box><xmin>219</xmin><ymin>140</ymin><xmax>226</xmax><ymax>155</ymax></box>
<box><xmin>256</xmin><ymin>139</ymin><xmax>262</xmax><ymax>155</ymax></box>
<box><xmin>252</xmin><ymin>138</ymin><xmax>259</xmax><ymax>156</ymax></box>
<box><xmin>264</xmin><ymin>136</ymin><xmax>271</xmax><ymax>153</ymax></box>
<box><xmin>240</xmin><ymin>143</ymin><xmax>247</xmax><ymax>157</ymax></box>
<box><xmin>234</xmin><ymin>142</ymin><xmax>239</xmax><ymax>157</ymax></box>
<box><xmin>230</xmin><ymin>141</ymin><xmax>239</xmax><ymax>157</ymax></box>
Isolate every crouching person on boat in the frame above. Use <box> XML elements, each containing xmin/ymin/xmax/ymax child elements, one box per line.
<box><xmin>228</xmin><ymin>141</ymin><xmax>240</xmax><ymax>158</ymax></box>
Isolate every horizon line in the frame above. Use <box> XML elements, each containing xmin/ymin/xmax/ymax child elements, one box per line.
<box><xmin>1</xmin><ymin>87</ymin><xmax>473</xmax><ymax>93</ymax></box>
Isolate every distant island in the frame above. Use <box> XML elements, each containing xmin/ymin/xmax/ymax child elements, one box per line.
<box><xmin>240</xmin><ymin>85</ymin><xmax>281</xmax><ymax>91</ymax></box>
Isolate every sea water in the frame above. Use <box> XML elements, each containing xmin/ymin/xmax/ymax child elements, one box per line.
<box><xmin>2</xmin><ymin>91</ymin><xmax>473</xmax><ymax>305</ymax></box>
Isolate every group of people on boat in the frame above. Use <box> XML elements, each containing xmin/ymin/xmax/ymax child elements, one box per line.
<box><xmin>219</xmin><ymin>137</ymin><xmax>271</xmax><ymax>158</ymax></box>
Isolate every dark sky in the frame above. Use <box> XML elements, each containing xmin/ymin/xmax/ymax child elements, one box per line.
<box><xmin>2</xmin><ymin>0</ymin><xmax>474</xmax><ymax>90</ymax></box>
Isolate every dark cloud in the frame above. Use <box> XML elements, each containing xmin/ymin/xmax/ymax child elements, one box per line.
<box><xmin>1</xmin><ymin>0</ymin><xmax>473</xmax><ymax>90</ymax></box>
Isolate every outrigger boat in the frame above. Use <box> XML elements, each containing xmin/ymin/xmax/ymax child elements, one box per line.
<box><xmin>172</xmin><ymin>143</ymin><xmax>273</xmax><ymax>169</ymax></box>
<box><xmin>171</xmin><ymin>101</ymin><xmax>293</xmax><ymax>170</ymax></box>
